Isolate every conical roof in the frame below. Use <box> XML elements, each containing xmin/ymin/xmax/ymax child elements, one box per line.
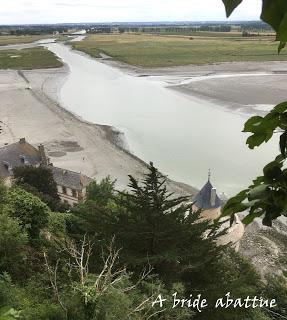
<box><xmin>193</xmin><ymin>180</ymin><xmax>221</xmax><ymax>210</ymax></box>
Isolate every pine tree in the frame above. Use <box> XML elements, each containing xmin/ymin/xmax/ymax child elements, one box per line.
<box><xmin>13</xmin><ymin>166</ymin><xmax>58</xmax><ymax>200</ymax></box>
<box><xmin>112</xmin><ymin>162</ymin><xmax>223</xmax><ymax>282</ymax></box>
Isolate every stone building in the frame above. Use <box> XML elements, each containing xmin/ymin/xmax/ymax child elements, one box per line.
<box><xmin>0</xmin><ymin>138</ymin><xmax>46</xmax><ymax>187</ymax></box>
<box><xmin>51</xmin><ymin>166</ymin><xmax>92</xmax><ymax>206</ymax></box>
<box><xmin>0</xmin><ymin>138</ymin><xmax>92</xmax><ymax>205</ymax></box>
<box><xmin>192</xmin><ymin>174</ymin><xmax>245</xmax><ymax>251</ymax></box>
<box><xmin>192</xmin><ymin>177</ymin><xmax>222</xmax><ymax>221</ymax></box>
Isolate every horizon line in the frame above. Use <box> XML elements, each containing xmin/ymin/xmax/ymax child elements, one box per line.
<box><xmin>0</xmin><ymin>19</ymin><xmax>264</xmax><ymax>27</ymax></box>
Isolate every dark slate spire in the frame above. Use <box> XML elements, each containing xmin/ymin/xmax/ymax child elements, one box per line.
<box><xmin>193</xmin><ymin>178</ymin><xmax>221</xmax><ymax>210</ymax></box>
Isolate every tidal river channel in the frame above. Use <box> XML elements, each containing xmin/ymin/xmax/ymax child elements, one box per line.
<box><xmin>47</xmin><ymin>42</ymin><xmax>278</xmax><ymax>196</ymax></box>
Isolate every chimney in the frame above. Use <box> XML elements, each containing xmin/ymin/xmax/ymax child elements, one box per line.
<box><xmin>38</xmin><ymin>144</ymin><xmax>49</xmax><ymax>166</ymax></box>
<box><xmin>210</xmin><ymin>188</ymin><xmax>217</xmax><ymax>207</ymax></box>
<box><xmin>19</xmin><ymin>138</ymin><xmax>26</xmax><ymax>144</ymax></box>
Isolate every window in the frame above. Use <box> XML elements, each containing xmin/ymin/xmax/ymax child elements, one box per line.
<box><xmin>19</xmin><ymin>155</ymin><xmax>29</xmax><ymax>165</ymax></box>
<box><xmin>3</xmin><ymin>162</ymin><xmax>11</xmax><ymax>171</ymax></box>
<box><xmin>62</xmin><ymin>186</ymin><xmax>67</xmax><ymax>194</ymax></box>
<box><xmin>72</xmin><ymin>189</ymin><xmax>77</xmax><ymax>198</ymax></box>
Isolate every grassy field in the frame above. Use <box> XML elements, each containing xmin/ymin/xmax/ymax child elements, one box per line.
<box><xmin>72</xmin><ymin>33</ymin><xmax>287</xmax><ymax>67</ymax></box>
<box><xmin>153</xmin><ymin>31</ymin><xmax>243</xmax><ymax>37</ymax></box>
<box><xmin>0</xmin><ymin>35</ymin><xmax>52</xmax><ymax>46</ymax></box>
<box><xmin>0</xmin><ymin>47</ymin><xmax>63</xmax><ymax>70</ymax></box>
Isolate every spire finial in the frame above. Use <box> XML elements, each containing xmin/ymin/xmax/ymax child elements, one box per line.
<box><xmin>208</xmin><ymin>169</ymin><xmax>211</xmax><ymax>182</ymax></box>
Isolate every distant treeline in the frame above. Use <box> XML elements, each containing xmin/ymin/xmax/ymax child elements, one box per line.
<box><xmin>0</xmin><ymin>21</ymin><xmax>273</xmax><ymax>36</ymax></box>
<box><xmin>87</xmin><ymin>22</ymin><xmax>273</xmax><ymax>35</ymax></box>
<box><xmin>87</xmin><ymin>25</ymin><xmax>232</xmax><ymax>34</ymax></box>
<box><xmin>0</xmin><ymin>26</ymin><xmax>69</xmax><ymax>36</ymax></box>
<box><xmin>241</xmin><ymin>21</ymin><xmax>273</xmax><ymax>31</ymax></box>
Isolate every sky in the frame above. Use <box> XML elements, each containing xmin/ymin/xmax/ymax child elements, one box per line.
<box><xmin>2</xmin><ymin>0</ymin><xmax>262</xmax><ymax>25</ymax></box>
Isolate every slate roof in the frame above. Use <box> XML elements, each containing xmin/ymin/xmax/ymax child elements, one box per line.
<box><xmin>51</xmin><ymin>166</ymin><xmax>92</xmax><ymax>190</ymax></box>
<box><xmin>0</xmin><ymin>139</ymin><xmax>92</xmax><ymax>191</ymax></box>
<box><xmin>192</xmin><ymin>180</ymin><xmax>221</xmax><ymax>210</ymax></box>
<box><xmin>0</xmin><ymin>140</ymin><xmax>41</xmax><ymax>178</ymax></box>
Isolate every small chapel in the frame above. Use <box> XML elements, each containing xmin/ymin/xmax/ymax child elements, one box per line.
<box><xmin>192</xmin><ymin>171</ymin><xmax>222</xmax><ymax>221</ymax></box>
<box><xmin>192</xmin><ymin>172</ymin><xmax>245</xmax><ymax>251</ymax></box>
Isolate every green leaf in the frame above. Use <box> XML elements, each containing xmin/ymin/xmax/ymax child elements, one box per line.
<box><xmin>274</xmin><ymin>101</ymin><xmax>287</xmax><ymax>113</ymax></box>
<box><xmin>221</xmin><ymin>190</ymin><xmax>248</xmax><ymax>217</ymax></box>
<box><xmin>261</xmin><ymin>0</ymin><xmax>287</xmax><ymax>33</ymax></box>
<box><xmin>243</xmin><ymin>116</ymin><xmax>264</xmax><ymax>133</ymax></box>
<box><xmin>261</xmin><ymin>0</ymin><xmax>287</xmax><ymax>52</ymax></box>
<box><xmin>222</xmin><ymin>0</ymin><xmax>243</xmax><ymax>17</ymax></box>
<box><xmin>278</xmin><ymin>11</ymin><xmax>287</xmax><ymax>42</ymax></box>
<box><xmin>246</xmin><ymin>133</ymin><xmax>267</xmax><ymax>149</ymax></box>
<box><xmin>280</xmin><ymin>131</ymin><xmax>287</xmax><ymax>158</ymax></box>
<box><xmin>224</xmin><ymin>202</ymin><xmax>250</xmax><ymax>216</ymax></box>
<box><xmin>248</xmin><ymin>184</ymin><xmax>268</xmax><ymax>200</ymax></box>
<box><xmin>252</xmin><ymin>176</ymin><xmax>265</xmax><ymax>185</ymax></box>
<box><xmin>262</xmin><ymin>206</ymin><xmax>282</xmax><ymax>226</ymax></box>
<box><xmin>242</xmin><ymin>211</ymin><xmax>263</xmax><ymax>225</ymax></box>
<box><xmin>278</xmin><ymin>41</ymin><xmax>286</xmax><ymax>53</ymax></box>
<box><xmin>275</xmin><ymin>154</ymin><xmax>285</xmax><ymax>162</ymax></box>
<box><xmin>243</xmin><ymin>113</ymin><xmax>279</xmax><ymax>149</ymax></box>
<box><xmin>263</xmin><ymin>160</ymin><xmax>283</xmax><ymax>182</ymax></box>
<box><xmin>279</xmin><ymin>113</ymin><xmax>287</xmax><ymax>130</ymax></box>
<box><xmin>264</xmin><ymin>130</ymin><xmax>273</xmax><ymax>143</ymax></box>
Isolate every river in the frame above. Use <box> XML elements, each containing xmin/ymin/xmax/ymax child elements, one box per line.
<box><xmin>46</xmin><ymin>42</ymin><xmax>278</xmax><ymax>196</ymax></box>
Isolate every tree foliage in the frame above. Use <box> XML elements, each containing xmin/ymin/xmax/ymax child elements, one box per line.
<box><xmin>108</xmin><ymin>163</ymin><xmax>223</xmax><ymax>281</ymax></box>
<box><xmin>86</xmin><ymin>176</ymin><xmax>116</xmax><ymax>206</ymax></box>
<box><xmin>0</xmin><ymin>307</ymin><xmax>20</xmax><ymax>320</ymax></box>
<box><xmin>12</xmin><ymin>166</ymin><xmax>68</xmax><ymax>212</ymax></box>
<box><xmin>263</xmin><ymin>274</ymin><xmax>287</xmax><ymax>317</ymax></box>
<box><xmin>0</xmin><ymin>214</ymin><xmax>28</xmax><ymax>274</ymax></box>
<box><xmin>182</xmin><ymin>248</ymin><xmax>266</xmax><ymax>320</ymax></box>
<box><xmin>221</xmin><ymin>0</ymin><xmax>287</xmax><ymax>225</ymax></box>
<box><xmin>13</xmin><ymin>166</ymin><xmax>58</xmax><ymax>200</ymax></box>
<box><xmin>0</xmin><ymin>165</ymin><xmax>277</xmax><ymax>319</ymax></box>
<box><xmin>5</xmin><ymin>187</ymin><xmax>49</xmax><ymax>239</ymax></box>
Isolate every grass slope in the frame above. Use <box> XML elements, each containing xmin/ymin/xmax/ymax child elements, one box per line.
<box><xmin>0</xmin><ymin>47</ymin><xmax>63</xmax><ymax>70</ymax></box>
<box><xmin>0</xmin><ymin>35</ymin><xmax>51</xmax><ymax>46</ymax></box>
<box><xmin>72</xmin><ymin>33</ymin><xmax>287</xmax><ymax>67</ymax></box>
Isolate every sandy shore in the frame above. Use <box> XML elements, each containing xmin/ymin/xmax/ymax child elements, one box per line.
<box><xmin>99</xmin><ymin>56</ymin><xmax>287</xmax><ymax>115</ymax></box>
<box><xmin>0</xmin><ymin>67</ymin><xmax>196</xmax><ymax>195</ymax></box>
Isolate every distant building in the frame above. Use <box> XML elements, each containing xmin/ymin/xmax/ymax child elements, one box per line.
<box><xmin>192</xmin><ymin>174</ymin><xmax>222</xmax><ymax>221</ymax></box>
<box><xmin>0</xmin><ymin>138</ymin><xmax>46</xmax><ymax>187</ymax></box>
<box><xmin>192</xmin><ymin>172</ymin><xmax>245</xmax><ymax>251</ymax></box>
<box><xmin>51</xmin><ymin>167</ymin><xmax>92</xmax><ymax>206</ymax></box>
<box><xmin>0</xmin><ymin>138</ymin><xmax>92</xmax><ymax>205</ymax></box>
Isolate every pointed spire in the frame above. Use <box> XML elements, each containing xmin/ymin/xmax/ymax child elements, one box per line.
<box><xmin>208</xmin><ymin>169</ymin><xmax>211</xmax><ymax>182</ymax></box>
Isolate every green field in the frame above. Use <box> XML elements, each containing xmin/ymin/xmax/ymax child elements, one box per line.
<box><xmin>0</xmin><ymin>35</ymin><xmax>51</xmax><ymax>46</ymax></box>
<box><xmin>72</xmin><ymin>33</ymin><xmax>287</xmax><ymax>67</ymax></box>
<box><xmin>0</xmin><ymin>47</ymin><xmax>63</xmax><ymax>70</ymax></box>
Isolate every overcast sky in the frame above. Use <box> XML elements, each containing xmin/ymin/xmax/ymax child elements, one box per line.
<box><xmin>2</xmin><ymin>0</ymin><xmax>262</xmax><ymax>25</ymax></box>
